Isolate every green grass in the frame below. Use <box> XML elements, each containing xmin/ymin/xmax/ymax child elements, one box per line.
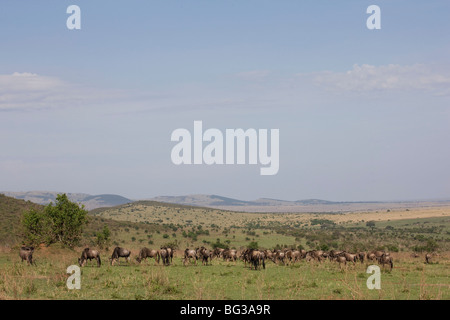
<box><xmin>1</xmin><ymin>248</ymin><xmax>448</xmax><ymax>300</ymax></box>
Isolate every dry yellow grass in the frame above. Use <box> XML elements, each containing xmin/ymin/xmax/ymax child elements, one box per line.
<box><xmin>93</xmin><ymin>203</ymin><xmax>450</xmax><ymax>229</ymax></box>
<box><xmin>311</xmin><ymin>206</ymin><xmax>450</xmax><ymax>224</ymax></box>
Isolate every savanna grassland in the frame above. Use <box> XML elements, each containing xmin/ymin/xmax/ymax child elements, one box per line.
<box><xmin>0</xmin><ymin>247</ymin><xmax>449</xmax><ymax>300</ymax></box>
<box><xmin>1</xmin><ymin>195</ymin><xmax>449</xmax><ymax>300</ymax></box>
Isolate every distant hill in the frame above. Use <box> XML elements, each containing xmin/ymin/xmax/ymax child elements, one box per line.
<box><xmin>151</xmin><ymin>194</ymin><xmax>255</xmax><ymax>207</ymax></box>
<box><xmin>2</xmin><ymin>191</ymin><xmax>133</xmax><ymax>210</ymax></box>
<box><xmin>150</xmin><ymin>194</ymin><xmax>339</xmax><ymax>207</ymax></box>
<box><xmin>90</xmin><ymin>199</ymin><xmax>216</xmax><ymax>216</ymax></box>
<box><xmin>148</xmin><ymin>194</ymin><xmax>450</xmax><ymax>213</ymax></box>
<box><xmin>0</xmin><ymin>193</ymin><xmax>168</xmax><ymax>247</ymax></box>
<box><xmin>4</xmin><ymin>191</ymin><xmax>450</xmax><ymax>214</ymax></box>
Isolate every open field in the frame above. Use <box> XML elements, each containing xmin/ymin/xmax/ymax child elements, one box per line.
<box><xmin>0</xmin><ymin>247</ymin><xmax>449</xmax><ymax>300</ymax></box>
<box><xmin>91</xmin><ymin>201</ymin><xmax>450</xmax><ymax>228</ymax></box>
<box><xmin>1</xmin><ymin>194</ymin><xmax>450</xmax><ymax>300</ymax></box>
<box><xmin>90</xmin><ymin>202</ymin><xmax>450</xmax><ymax>253</ymax></box>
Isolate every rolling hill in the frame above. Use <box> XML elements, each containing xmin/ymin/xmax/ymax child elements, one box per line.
<box><xmin>0</xmin><ymin>194</ymin><xmax>43</xmax><ymax>246</ymax></box>
<box><xmin>2</xmin><ymin>191</ymin><xmax>133</xmax><ymax>210</ymax></box>
<box><xmin>149</xmin><ymin>194</ymin><xmax>450</xmax><ymax>213</ymax></box>
<box><xmin>0</xmin><ymin>194</ymin><xmax>166</xmax><ymax>247</ymax></box>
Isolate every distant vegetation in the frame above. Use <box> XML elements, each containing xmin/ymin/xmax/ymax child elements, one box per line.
<box><xmin>1</xmin><ymin>193</ymin><xmax>449</xmax><ymax>254</ymax></box>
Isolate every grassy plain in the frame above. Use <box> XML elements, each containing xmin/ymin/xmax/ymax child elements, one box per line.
<box><xmin>1</xmin><ymin>196</ymin><xmax>450</xmax><ymax>300</ymax></box>
<box><xmin>0</xmin><ymin>247</ymin><xmax>449</xmax><ymax>300</ymax></box>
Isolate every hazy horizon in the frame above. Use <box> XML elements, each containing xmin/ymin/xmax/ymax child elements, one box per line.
<box><xmin>3</xmin><ymin>190</ymin><xmax>450</xmax><ymax>204</ymax></box>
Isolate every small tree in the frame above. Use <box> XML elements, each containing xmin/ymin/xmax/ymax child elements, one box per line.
<box><xmin>22</xmin><ymin>193</ymin><xmax>88</xmax><ymax>247</ymax></box>
<box><xmin>21</xmin><ymin>208</ymin><xmax>46</xmax><ymax>245</ymax></box>
<box><xmin>212</xmin><ymin>239</ymin><xmax>228</xmax><ymax>249</ymax></box>
<box><xmin>96</xmin><ymin>225</ymin><xmax>111</xmax><ymax>249</ymax></box>
<box><xmin>45</xmin><ymin>194</ymin><xmax>88</xmax><ymax>246</ymax></box>
<box><xmin>247</xmin><ymin>241</ymin><xmax>259</xmax><ymax>250</ymax></box>
<box><xmin>366</xmin><ymin>221</ymin><xmax>376</xmax><ymax>230</ymax></box>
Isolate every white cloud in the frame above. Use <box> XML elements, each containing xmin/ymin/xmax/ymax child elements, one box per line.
<box><xmin>0</xmin><ymin>72</ymin><xmax>142</xmax><ymax>111</ymax></box>
<box><xmin>0</xmin><ymin>72</ymin><xmax>82</xmax><ymax>110</ymax></box>
<box><xmin>0</xmin><ymin>72</ymin><xmax>65</xmax><ymax>92</ymax></box>
<box><xmin>309</xmin><ymin>64</ymin><xmax>450</xmax><ymax>94</ymax></box>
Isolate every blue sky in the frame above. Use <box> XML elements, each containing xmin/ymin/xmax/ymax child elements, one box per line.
<box><xmin>1</xmin><ymin>1</ymin><xmax>449</xmax><ymax>201</ymax></box>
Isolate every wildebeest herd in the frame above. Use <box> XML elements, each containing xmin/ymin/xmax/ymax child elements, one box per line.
<box><xmin>19</xmin><ymin>245</ymin><xmax>435</xmax><ymax>271</ymax></box>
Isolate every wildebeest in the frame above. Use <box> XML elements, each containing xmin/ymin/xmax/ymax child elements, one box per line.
<box><xmin>212</xmin><ymin>248</ymin><xmax>225</xmax><ymax>259</ymax></box>
<box><xmin>378</xmin><ymin>253</ymin><xmax>393</xmax><ymax>270</ymax></box>
<box><xmin>367</xmin><ymin>250</ymin><xmax>385</xmax><ymax>262</ymax></box>
<box><xmin>163</xmin><ymin>246</ymin><xmax>174</xmax><ymax>264</ymax></box>
<box><xmin>110</xmin><ymin>247</ymin><xmax>131</xmax><ymax>265</ymax></box>
<box><xmin>374</xmin><ymin>250</ymin><xmax>386</xmax><ymax>259</ymax></box>
<box><xmin>240</xmin><ymin>248</ymin><xmax>265</xmax><ymax>270</ymax></box>
<box><xmin>425</xmin><ymin>253</ymin><xmax>432</xmax><ymax>264</ymax></box>
<box><xmin>136</xmin><ymin>248</ymin><xmax>160</xmax><ymax>264</ymax></box>
<box><xmin>358</xmin><ymin>252</ymin><xmax>365</xmax><ymax>264</ymax></box>
<box><xmin>240</xmin><ymin>249</ymin><xmax>250</xmax><ymax>267</ymax></box>
<box><xmin>343</xmin><ymin>252</ymin><xmax>358</xmax><ymax>264</ymax></box>
<box><xmin>247</xmin><ymin>249</ymin><xmax>265</xmax><ymax>270</ymax></box>
<box><xmin>286</xmin><ymin>249</ymin><xmax>302</xmax><ymax>264</ymax></box>
<box><xmin>329</xmin><ymin>250</ymin><xmax>343</xmax><ymax>261</ymax></box>
<box><xmin>19</xmin><ymin>246</ymin><xmax>34</xmax><ymax>265</ymax></box>
<box><xmin>160</xmin><ymin>247</ymin><xmax>171</xmax><ymax>266</ymax></box>
<box><xmin>273</xmin><ymin>250</ymin><xmax>286</xmax><ymax>265</ymax></box>
<box><xmin>78</xmin><ymin>248</ymin><xmax>101</xmax><ymax>267</ymax></box>
<box><xmin>306</xmin><ymin>250</ymin><xmax>324</xmax><ymax>262</ymax></box>
<box><xmin>222</xmin><ymin>249</ymin><xmax>238</xmax><ymax>262</ymax></box>
<box><xmin>263</xmin><ymin>249</ymin><xmax>276</xmax><ymax>263</ymax></box>
<box><xmin>197</xmin><ymin>246</ymin><xmax>212</xmax><ymax>265</ymax></box>
<box><xmin>337</xmin><ymin>256</ymin><xmax>347</xmax><ymax>268</ymax></box>
<box><xmin>367</xmin><ymin>252</ymin><xmax>376</xmax><ymax>262</ymax></box>
<box><xmin>183</xmin><ymin>248</ymin><xmax>198</xmax><ymax>266</ymax></box>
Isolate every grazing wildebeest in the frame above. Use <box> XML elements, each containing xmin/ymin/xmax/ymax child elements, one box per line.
<box><xmin>222</xmin><ymin>249</ymin><xmax>238</xmax><ymax>262</ymax></box>
<box><xmin>337</xmin><ymin>256</ymin><xmax>347</xmax><ymax>268</ymax></box>
<box><xmin>285</xmin><ymin>249</ymin><xmax>294</xmax><ymax>263</ymax></box>
<box><xmin>240</xmin><ymin>248</ymin><xmax>251</xmax><ymax>267</ymax></box>
<box><xmin>136</xmin><ymin>248</ymin><xmax>160</xmax><ymax>264</ymax></box>
<box><xmin>19</xmin><ymin>246</ymin><xmax>34</xmax><ymax>265</ymax></box>
<box><xmin>197</xmin><ymin>246</ymin><xmax>212</xmax><ymax>265</ymax></box>
<box><xmin>306</xmin><ymin>250</ymin><xmax>324</xmax><ymax>262</ymax></box>
<box><xmin>378</xmin><ymin>253</ymin><xmax>393</xmax><ymax>270</ymax></box>
<box><xmin>110</xmin><ymin>247</ymin><xmax>131</xmax><ymax>265</ymax></box>
<box><xmin>343</xmin><ymin>252</ymin><xmax>358</xmax><ymax>264</ymax></box>
<box><xmin>212</xmin><ymin>248</ymin><xmax>224</xmax><ymax>259</ymax></box>
<box><xmin>329</xmin><ymin>250</ymin><xmax>343</xmax><ymax>261</ymax></box>
<box><xmin>367</xmin><ymin>252</ymin><xmax>376</xmax><ymax>262</ymax></box>
<box><xmin>248</xmin><ymin>249</ymin><xmax>265</xmax><ymax>270</ymax></box>
<box><xmin>78</xmin><ymin>248</ymin><xmax>101</xmax><ymax>267</ymax></box>
<box><xmin>358</xmin><ymin>252</ymin><xmax>365</xmax><ymax>264</ymax></box>
<box><xmin>164</xmin><ymin>246</ymin><xmax>174</xmax><ymax>264</ymax></box>
<box><xmin>286</xmin><ymin>249</ymin><xmax>302</xmax><ymax>264</ymax></box>
<box><xmin>374</xmin><ymin>250</ymin><xmax>386</xmax><ymax>259</ymax></box>
<box><xmin>263</xmin><ymin>249</ymin><xmax>276</xmax><ymax>263</ymax></box>
<box><xmin>274</xmin><ymin>250</ymin><xmax>286</xmax><ymax>265</ymax></box>
<box><xmin>299</xmin><ymin>249</ymin><xmax>307</xmax><ymax>259</ymax></box>
<box><xmin>183</xmin><ymin>248</ymin><xmax>198</xmax><ymax>266</ymax></box>
<box><xmin>159</xmin><ymin>247</ymin><xmax>171</xmax><ymax>266</ymax></box>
